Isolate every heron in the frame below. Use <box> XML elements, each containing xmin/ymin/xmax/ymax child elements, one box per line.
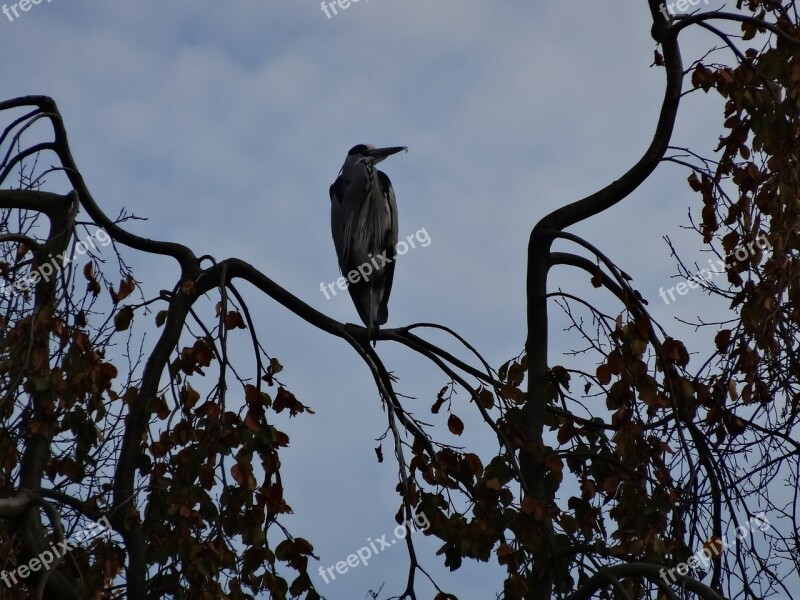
<box><xmin>330</xmin><ymin>144</ymin><xmax>406</xmax><ymax>343</ymax></box>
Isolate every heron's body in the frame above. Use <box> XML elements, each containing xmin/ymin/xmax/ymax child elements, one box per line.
<box><xmin>330</xmin><ymin>144</ymin><xmax>405</xmax><ymax>342</ymax></box>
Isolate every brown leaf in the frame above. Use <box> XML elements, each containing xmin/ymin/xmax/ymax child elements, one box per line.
<box><xmin>447</xmin><ymin>414</ymin><xmax>464</xmax><ymax>436</ymax></box>
<box><xmin>244</xmin><ymin>411</ymin><xmax>261</xmax><ymax>432</ymax></box>
<box><xmin>557</xmin><ymin>422</ymin><xmax>576</xmax><ymax>445</ymax></box>
<box><xmin>73</xmin><ymin>331</ymin><xmax>91</xmax><ymax>352</ymax></box>
<box><xmin>581</xmin><ymin>479</ymin><xmax>597</xmax><ymax>500</ymax></box>
<box><xmin>627</xmin><ymin>539</ymin><xmax>644</xmax><ymax>554</ymax></box>
<box><xmin>87</xmin><ymin>278</ymin><xmax>101</xmax><ymax>296</ymax></box>
<box><xmin>149</xmin><ymin>441</ymin><xmax>167</xmax><ymax>458</ymax></box>
<box><xmin>294</xmin><ymin>538</ymin><xmax>315</xmax><ymax>555</ymax></box>
<box><xmin>545</xmin><ymin>453</ymin><xmax>564</xmax><ymax>473</ymax></box>
<box><xmin>196</xmin><ymin>401</ymin><xmax>220</xmax><ymax>420</ymax></box>
<box><xmin>224</xmin><ymin>311</ymin><xmax>246</xmax><ymax>330</ymax></box>
<box><xmin>715</xmin><ymin>329</ymin><xmax>732</xmax><ymax>352</ymax></box>
<box><xmin>464</xmin><ymin>453</ymin><xmax>483</xmax><ymax>475</ymax></box>
<box><xmin>521</xmin><ymin>496</ymin><xmax>538</xmax><ymax>514</ymax></box>
<box><xmin>115</xmin><ymin>275</ymin><xmax>136</xmax><ymax>303</ymax></box>
<box><xmin>29</xmin><ymin>420</ymin><xmax>47</xmax><ymax>435</ymax></box>
<box><xmin>596</xmin><ymin>363</ymin><xmax>613</xmax><ymax>386</ymax></box>
<box><xmin>703</xmin><ymin>537</ymin><xmax>724</xmax><ymax>558</ymax></box>
<box><xmin>477</xmin><ymin>387</ymin><xmax>494</xmax><ymax>409</ymax></box>
<box><xmin>652</xmin><ymin>50</ymin><xmax>664</xmax><ymax>67</ymax></box>
<box><xmin>114</xmin><ymin>306</ymin><xmax>134</xmax><ymax>331</ymax></box>
<box><xmin>499</xmin><ymin>384</ymin><xmax>525</xmax><ymax>404</ymax></box>
<box><xmin>180</xmin><ymin>383</ymin><xmax>200</xmax><ymax>410</ymax></box>
<box><xmin>244</xmin><ymin>384</ymin><xmax>260</xmax><ymax>405</ymax></box>
<box><xmin>661</xmin><ymin>337</ymin><xmax>689</xmax><ymax>366</ymax></box>
<box><xmin>274</xmin><ymin>386</ymin><xmax>305</xmax><ymax>415</ymax></box>
<box><xmin>231</xmin><ymin>464</ymin><xmax>256</xmax><ymax>489</ymax></box>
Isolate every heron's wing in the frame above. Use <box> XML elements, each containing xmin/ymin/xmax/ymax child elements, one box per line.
<box><xmin>378</xmin><ymin>171</ymin><xmax>399</xmax><ymax>253</ymax></box>
<box><xmin>332</xmin><ymin>174</ymin><xmax>373</xmax><ymax>329</ymax></box>
<box><xmin>329</xmin><ymin>176</ymin><xmax>347</xmax><ymax>273</ymax></box>
<box><xmin>376</xmin><ymin>171</ymin><xmax>398</xmax><ymax>326</ymax></box>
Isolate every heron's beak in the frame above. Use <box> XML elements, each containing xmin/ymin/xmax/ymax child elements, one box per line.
<box><xmin>367</xmin><ymin>146</ymin><xmax>407</xmax><ymax>164</ymax></box>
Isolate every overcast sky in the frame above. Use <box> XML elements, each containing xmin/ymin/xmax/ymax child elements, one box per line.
<box><xmin>2</xmin><ymin>1</ymin><xmax>762</xmax><ymax>598</ymax></box>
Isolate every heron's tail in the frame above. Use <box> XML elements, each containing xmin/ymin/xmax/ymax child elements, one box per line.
<box><xmin>349</xmin><ymin>282</ymin><xmax>382</xmax><ymax>346</ymax></box>
<box><xmin>368</xmin><ymin>324</ymin><xmax>379</xmax><ymax>347</ymax></box>
<box><xmin>368</xmin><ymin>287</ymin><xmax>380</xmax><ymax>346</ymax></box>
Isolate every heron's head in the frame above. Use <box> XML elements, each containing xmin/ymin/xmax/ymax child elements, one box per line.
<box><xmin>342</xmin><ymin>144</ymin><xmax>407</xmax><ymax>171</ymax></box>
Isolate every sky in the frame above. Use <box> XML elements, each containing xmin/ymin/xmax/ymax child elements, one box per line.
<box><xmin>2</xmin><ymin>1</ymin><xmax>778</xmax><ymax>598</ymax></box>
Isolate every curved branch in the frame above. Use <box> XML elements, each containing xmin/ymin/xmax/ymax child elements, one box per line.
<box><xmin>563</xmin><ymin>562</ymin><xmax>728</xmax><ymax>600</ymax></box>
<box><xmin>0</xmin><ymin>96</ymin><xmax>198</xmax><ymax>270</ymax></box>
<box><xmin>524</xmin><ymin>9</ymin><xmax>684</xmax><ymax>595</ymax></box>
<box><xmin>536</xmin><ymin>11</ymin><xmax>683</xmax><ymax>231</ymax></box>
<box><xmin>672</xmin><ymin>11</ymin><xmax>800</xmax><ymax>46</ymax></box>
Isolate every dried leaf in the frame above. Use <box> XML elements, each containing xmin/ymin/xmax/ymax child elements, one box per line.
<box><xmin>447</xmin><ymin>414</ymin><xmax>464</xmax><ymax>436</ymax></box>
